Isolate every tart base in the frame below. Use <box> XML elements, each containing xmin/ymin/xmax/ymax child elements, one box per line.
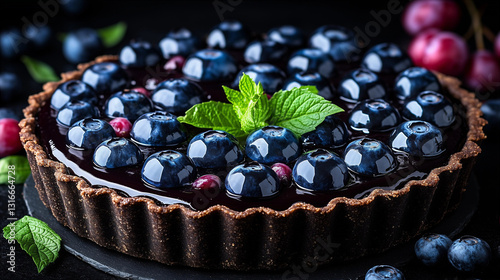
<box><xmin>20</xmin><ymin>56</ymin><xmax>486</xmax><ymax>270</ymax></box>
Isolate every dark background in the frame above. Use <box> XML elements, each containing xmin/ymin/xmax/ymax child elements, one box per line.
<box><xmin>1</xmin><ymin>0</ymin><xmax>500</xmax><ymax>279</ymax></box>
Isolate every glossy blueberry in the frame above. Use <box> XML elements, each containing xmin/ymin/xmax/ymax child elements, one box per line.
<box><xmin>301</xmin><ymin>115</ymin><xmax>349</xmax><ymax>149</ymax></box>
<box><xmin>232</xmin><ymin>64</ymin><xmax>286</xmax><ymax>94</ymax></box>
<box><xmin>309</xmin><ymin>25</ymin><xmax>360</xmax><ymax>63</ymax></box>
<box><xmin>266</xmin><ymin>25</ymin><xmax>305</xmax><ymax>48</ymax></box>
<box><xmin>349</xmin><ymin>99</ymin><xmax>401</xmax><ymax>133</ymax></box>
<box><xmin>50</xmin><ymin>80</ymin><xmax>98</xmax><ymax>110</ymax></box>
<box><xmin>56</xmin><ymin>100</ymin><xmax>99</xmax><ymax>126</ymax></box>
<box><xmin>206</xmin><ymin>20</ymin><xmax>250</xmax><ymax>49</ymax></box>
<box><xmin>480</xmin><ymin>98</ymin><xmax>500</xmax><ymax>138</ymax></box>
<box><xmin>246</xmin><ymin>126</ymin><xmax>301</xmax><ymax>165</ymax></box>
<box><xmin>187</xmin><ymin>130</ymin><xmax>243</xmax><ymax>169</ymax></box>
<box><xmin>182</xmin><ymin>49</ymin><xmax>238</xmax><ymax>82</ymax></box>
<box><xmin>361</xmin><ymin>43</ymin><xmax>413</xmax><ymax>74</ymax></box>
<box><xmin>338</xmin><ymin>69</ymin><xmax>386</xmax><ymax>102</ymax></box>
<box><xmin>402</xmin><ymin>91</ymin><xmax>455</xmax><ymax>128</ymax></box>
<box><xmin>343</xmin><ymin>138</ymin><xmax>398</xmax><ymax>177</ymax></box>
<box><xmin>448</xmin><ymin>235</ymin><xmax>491</xmax><ymax>272</ymax></box>
<box><xmin>389</xmin><ymin>121</ymin><xmax>444</xmax><ymax>157</ymax></box>
<box><xmin>293</xmin><ymin>149</ymin><xmax>349</xmax><ymax>191</ymax></box>
<box><xmin>159</xmin><ymin>28</ymin><xmax>201</xmax><ymax>59</ymax></box>
<box><xmin>104</xmin><ymin>90</ymin><xmax>153</xmax><ymax>122</ymax></box>
<box><xmin>81</xmin><ymin>62</ymin><xmax>129</xmax><ymax>95</ymax></box>
<box><xmin>66</xmin><ymin>118</ymin><xmax>115</xmax><ymax>150</ymax></box>
<box><xmin>142</xmin><ymin>150</ymin><xmax>197</xmax><ymax>188</ymax></box>
<box><xmin>244</xmin><ymin>40</ymin><xmax>287</xmax><ymax>64</ymax></box>
<box><xmin>131</xmin><ymin>111</ymin><xmax>186</xmax><ymax>146</ymax></box>
<box><xmin>0</xmin><ymin>28</ymin><xmax>28</xmax><ymax>59</ymax></box>
<box><xmin>0</xmin><ymin>72</ymin><xmax>22</xmax><ymax>103</ymax></box>
<box><xmin>151</xmin><ymin>78</ymin><xmax>204</xmax><ymax>115</ymax></box>
<box><xmin>414</xmin><ymin>233</ymin><xmax>452</xmax><ymax>267</ymax></box>
<box><xmin>282</xmin><ymin>71</ymin><xmax>334</xmax><ymax>100</ymax></box>
<box><xmin>93</xmin><ymin>137</ymin><xmax>143</xmax><ymax>168</ymax></box>
<box><xmin>225</xmin><ymin>162</ymin><xmax>280</xmax><ymax>198</ymax></box>
<box><xmin>25</xmin><ymin>25</ymin><xmax>52</xmax><ymax>51</ymax></box>
<box><xmin>394</xmin><ymin>67</ymin><xmax>442</xmax><ymax>100</ymax></box>
<box><xmin>63</xmin><ymin>28</ymin><xmax>103</xmax><ymax>64</ymax></box>
<box><xmin>119</xmin><ymin>40</ymin><xmax>162</xmax><ymax>68</ymax></box>
<box><xmin>365</xmin><ymin>265</ymin><xmax>405</xmax><ymax>280</ymax></box>
<box><xmin>287</xmin><ymin>48</ymin><xmax>336</xmax><ymax>78</ymax></box>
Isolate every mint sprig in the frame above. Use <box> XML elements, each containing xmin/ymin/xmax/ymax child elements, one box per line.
<box><xmin>178</xmin><ymin>73</ymin><xmax>344</xmax><ymax>138</ymax></box>
<box><xmin>21</xmin><ymin>56</ymin><xmax>59</xmax><ymax>83</ymax></box>
<box><xmin>0</xmin><ymin>155</ymin><xmax>31</xmax><ymax>184</ymax></box>
<box><xmin>3</xmin><ymin>216</ymin><xmax>61</xmax><ymax>273</ymax></box>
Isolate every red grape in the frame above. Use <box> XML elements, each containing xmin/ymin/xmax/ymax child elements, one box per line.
<box><xmin>403</xmin><ymin>0</ymin><xmax>461</xmax><ymax>36</ymax></box>
<box><xmin>0</xmin><ymin>118</ymin><xmax>22</xmax><ymax>158</ymax></box>
<box><xmin>465</xmin><ymin>50</ymin><xmax>500</xmax><ymax>93</ymax></box>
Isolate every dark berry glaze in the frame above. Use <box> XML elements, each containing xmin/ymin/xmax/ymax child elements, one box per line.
<box><xmin>36</xmin><ymin>57</ymin><xmax>467</xmax><ymax>211</ymax></box>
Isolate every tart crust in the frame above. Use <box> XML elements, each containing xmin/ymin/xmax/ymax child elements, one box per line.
<box><xmin>20</xmin><ymin>55</ymin><xmax>486</xmax><ymax>270</ymax></box>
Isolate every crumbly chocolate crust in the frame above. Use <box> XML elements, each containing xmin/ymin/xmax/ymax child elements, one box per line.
<box><xmin>19</xmin><ymin>56</ymin><xmax>486</xmax><ymax>270</ymax></box>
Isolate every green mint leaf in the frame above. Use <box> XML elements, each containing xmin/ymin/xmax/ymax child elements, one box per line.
<box><xmin>299</xmin><ymin>85</ymin><xmax>319</xmax><ymax>94</ymax></box>
<box><xmin>21</xmin><ymin>56</ymin><xmax>59</xmax><ymax>83</ymax></box>
<box><xmin>3</xmin><ymin>216</ymin><xmax>61</xmax><ymax>273</ymax></box>
<box><xmin>178</xmin><ymin>101</ymin><xmax>246</xmax><ymax>138</ymax></box>
<box><xmin>97</xmin><ymin>21</ymin><xmax>127</xmax><ymax>48</ymax></box>
<box><xmin>270</xmin><ymin>86</ymin><xmax>344</xmax><ymax>136</ymax></box>
<box><xmin>240</xmin><ymin>82</ymin><xmax>271</xmax><ymax>133</ymax></box>
<box><xmin>0</xmin><ymin>155</ymin><xmax>31</xmax><ymax>185</ymax></box>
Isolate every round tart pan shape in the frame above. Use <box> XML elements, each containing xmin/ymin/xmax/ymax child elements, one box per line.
<box><xmin>19</xmin><ymin>55</ymin><xmax>486</xmax><ymax>270</ymax></box>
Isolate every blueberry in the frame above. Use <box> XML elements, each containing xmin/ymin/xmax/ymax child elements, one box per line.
<box><xmin>293</xmin><ymin>149</ymin><xmax>349</xmax><ymax>191</ymax></box>
<box><xmin>343</xmin><ymin>138</ymin><xmax>398</xmax><ymax>177</ymax></box>
<box><xmin>282</xmin><ymin>71</ymin><xmax>334</xmax><ymax>100</ymax></box>
<box><xmin>309</xmin><ymin>25</ymin><xmax>360</xmax><ymax>63</ymax></box>
<box><xmin>131</xmin><ymin>111</ymin><xmax>186</xmax><ymax>146</ymax></box>
<box><xmin>448</xmin><ymin>235</ymin><xmax>491</xmax><ymax>272</ymax></box>
<box><xmin>225</xmin><ymin>162</ymin><xmax>280</xmax><ymax>198</ymax></box>
<box><xmin>182</xmin><ymin>49</ymin><xmax>238</xmax><ymax>82</ymax></box>
<box><xmin>0</xmin><ymin>108</ymin><xmax>20</xmax><ymax>121</ymax></box>
<box><xmin>365</xmin><ymin>265</ymin><xmax>405</xmax><ymax>280</ymax></box>
<box><xmin>414</xmin><ymin>233</ymin><xmax>452</xmax><ymax>267</ymax></box>
<box><xmin>159</xmin><ymin>28</ymin><xmax>201</xmax><ymax>59</ymax></box>
<box><xmin>141</xmin><ymin>150</ymin><xmax>197</xmax><ymax>188</ymax></box>
<box><xmin>151</xmin><ymin>78</ymin><xmax>204</xmax><ymax>115</ymax></box>
<box><xmin>389</xmin><ymin>121</ymin><xmax>445</xmax><ymax>157</ymax></box>
<box><xmin>244</xmin><ymin>40</ymin><xmax>288</xmax><ymax>64</ymax></box>
<box><xmin>93</xmin><ymin>137</ymin><xmax>143</xmax><ymax>168</ymax></box>
<box><xmin>338</xmin><ymin>68</ymin><xmax>386</xmax><ymax>102</ymax></box>
<box><xmin>361</xmin><ymin>43</ymin><xmax>413</xmax><ymax>74</ymax></box>
<box><xmin>481</xmin><ymin>98</ymin><xmax>500</xmax><ymax>138</ymax></box>
<box><xmin>0</xmin><ymin>72</ymin><xmax>22</xmax><ymax>103</ymax></box>
<box><xmin>63</xmin><ymin>28</ymin><xmax>103</xmax><ymax>64</ymax></box>
<box><xmin>0</xmin><ymin>28</ymin><xmax>28</xmax><ymax>59</ymax></box>
<box><xmin>81</xmin><ymin>62</ymin><xmax>129</xmax><ymax>95</ymax></box>
<box><xmin>66</xmin><ymin>118</ymin><xmax>115</xmax><ymax>150</ymax></box>
<box><xmin>394</xmin><ymin>67</ymin><xmax>442</xmax><ymax>100</ymax></box>
<box><xmin>232</xmin><ymin>64</ymin><xmax>286</xmax><ymax>94</ymax></box>
<box><xmin>287</xmin><ymin>48</ymin><xmax>336</xmax><ymax>78</ymax></box>
<box><xmin>60</xmin><ymin>0</ymin><xmax>89</xmax><ymax>15</ymax></box>
<box><xmin>402</xmin><ymin>91</ymin><xmax>455</xmax><ymax>128</ymax></box>
<box><xmin>187</xmin><ymin>130</ymin><xmax>243</xmax><ymax>170</ymax></box>
<box><xmin>104</xmin><ymin>90</ymin><xmax>153</xmax><ymax>122</ymax></box>
<box><xmin>206</xmin><ymin>20</ymin><xmax>250</xmax><ymax>49</ymax></box>
<box><xmin>266</xmin><ymin>25</ymin><xmax>305</xmax><ymax>48</ymax></box>
<box><xmin>349</xmin><ymin>99</ymin><xmax>401</xmax><ymax>133</ymax></box>
<box><xmin>119</xmin><ymin>40</ymin><xmax>162</xmax><ymax>68</ymax></box>
<box><xmin>25</xmin><ymin>25</ymin><xmax>52</xmax><ymax>51</ymax></box>
<box><xmin>50</xmin><ymin>80</ymin><xmax>97</xmax><ymax>110</ymax></box>
<box><xmin>300</xmin><ymin>115</ymin><xmax>349</xmax><ymax>149</ymax></box>
<box><xmin>56</xmin><ymin>100</ymin><xmax>99</xmax><ymax>126</ymax></box>
<box><xmin>246</xmin><ymin>126</ymin><xmax>302</xmax><ymax>165</ymax></box>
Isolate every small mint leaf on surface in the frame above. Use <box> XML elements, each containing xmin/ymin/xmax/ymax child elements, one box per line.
<box><xmin>240</xmin><ymin>85</ymin><xmax>271</xmax><ymax>134</ymax></box>
<box><xmin>97</xmin><ymin>21</ymin><xmax>127</xmax><ymax>48</ymax></box>
<box><xmin>0</xmin><ymin>155</ymin><xmax>31</xmax><ymax>184</ymax></box>
<box><xmin>21</xmin><ymin>56</ymin><xmax>58</xmax><ymax>83</ymax></box>
<box><xmin>3</xmin><ymin>216</ymin><xmax>61</xmax><ymax>273</ymax></box>
<box><xmin>178</xmin><ymin>101</ymin><xmax>246</xmax><ymax>138</ymax></box>
<box><xmin>270</xmin><ymin>86</ymin><xmax>344</xmax><ymax>136</ymax></box>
